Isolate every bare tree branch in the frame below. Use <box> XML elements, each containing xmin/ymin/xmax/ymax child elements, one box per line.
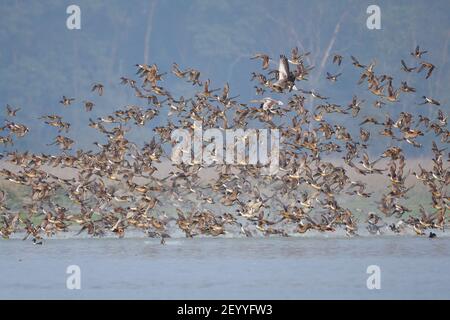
<box><xmin>316</xmin><ymin>11</ymin><xmax>348</xmax><ymax>80</ymax></box>
<box><xmin>144</xmin><ymin>0</ymin><xmax>158</xmax><ymax>65</ymax></box>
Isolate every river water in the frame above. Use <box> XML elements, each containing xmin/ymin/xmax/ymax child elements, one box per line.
<box><xmin>0</xmin><ymin>236</ymin><xmax>449</xmax><ymax>299</ymax></box>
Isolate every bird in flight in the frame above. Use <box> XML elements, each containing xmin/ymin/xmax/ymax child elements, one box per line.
<box><xmin>59</xmin><ymin>96</ymin><xmax>75</xmax><ymax>106</ymax></box>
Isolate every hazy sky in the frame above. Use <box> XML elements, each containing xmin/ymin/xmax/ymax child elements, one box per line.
<box><xmin>0</xmin><ymin>0</ymin><xmax>449</xmax><ymax>153</ymax></box>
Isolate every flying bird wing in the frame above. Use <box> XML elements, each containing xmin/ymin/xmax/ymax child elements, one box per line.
<box><xmin>278</xmin><ymin>55</ymin><xmax>290</xmax><ymax>81</ymax></box>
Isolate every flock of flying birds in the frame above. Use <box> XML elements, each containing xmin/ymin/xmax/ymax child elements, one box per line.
<box><xmin>0</xmin><ymin>45</ymin><xmax>449</xmax><ymax>244</ymax></box>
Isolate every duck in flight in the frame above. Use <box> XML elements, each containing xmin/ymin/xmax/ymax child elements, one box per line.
<box><xmin>59</xmin><ymin>96</ymin><xmax>75</xmax><ymax>106</ymax></box>
<box><xmin>411</xmin><ymin>45</ymin><xmax>428</xmax><ymax>59</ymax></box>
<box><xmin>251</xmin><ymin>53</ymin><xmax>271</xmax><ymax>70</ymax></box>
<box><xmin>326</xmin><ymin>72</ymin><xmax>342</xmax><ymax>82</ymax></box>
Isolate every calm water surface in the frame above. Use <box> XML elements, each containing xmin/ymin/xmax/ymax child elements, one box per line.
<box><xmin>0</xmin><ymin>237</ymin><xmax>449</xmax><ymax>299</ymax></box>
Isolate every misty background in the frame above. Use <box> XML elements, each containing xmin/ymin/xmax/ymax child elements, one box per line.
<box><xmin>0</xmin><ymin>0</ymin><xmax>449</xmax><ymax>155</ymax></box>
